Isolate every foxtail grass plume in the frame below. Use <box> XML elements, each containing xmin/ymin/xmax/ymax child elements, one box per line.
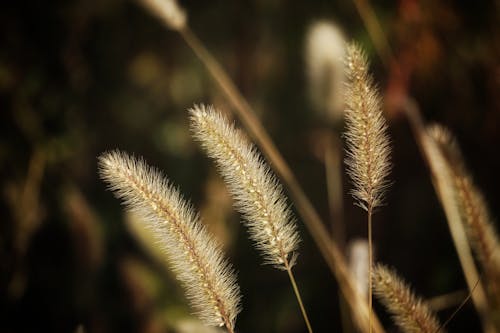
<box><xmin>344</xmin><ymin>43</ymin><xmax>391</xmax><ymax>211</ymax></box>
<box><xmin>373</xmin><ymin>265</ymin><xmax>442</xmax><ymax>333</ymax></box>
<box><xmin>428</xmin><ymin>124</ymin><xmax>500</xmax><ymax>304</ymax></box>
<box><xmin>189</xmin><ymin>105</ymin><xmax>300</xmax><ymax>269</ymax></box>
<box><xmin>98</xmin><ymin>150</ymin><xmax>241</xmax><ymax>331</ymax></box>
<box><xmin>141</xmin><ymin>0</ymin><xmax>187</xmax><ymax>30</ymax></box>
<box><xmin>344</xmin><ymin>43</ymin><xmax>391</xmax><ymax>333</ymax></box>
<box><xmin>305</xmin><ymin>20</ymin><xmax>346</xmax><ymax>124</ymax></box>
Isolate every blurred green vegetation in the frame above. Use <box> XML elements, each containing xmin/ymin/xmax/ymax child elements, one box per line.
<box><xmin>1</xmin><ymin>0</ymin><xmax>499</xmax><ymax>332</ymax></box>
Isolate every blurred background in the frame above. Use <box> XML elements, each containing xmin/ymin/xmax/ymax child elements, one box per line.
<box><xmin>1</xmin><ymin>0</ymin><xmax>499</xmax><ymax>332</ymax></box>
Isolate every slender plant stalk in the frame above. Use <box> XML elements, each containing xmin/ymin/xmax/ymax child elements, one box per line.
<box><xmin>176</xmin><ymin>25</ymin><xmax>385</xmax><ymax>333</ymax></box>
<box><xmin>286</xmin><ymin>264</ymin><xmax>313</xmax><ymax>333</ymax></box>
<box><xmin>285</xmin><ymin>262</ymin><xmax>313</xmax><ymax>333</ymax></box>
<box><xmin>438</xmin><ymin>278</ymin><xmax>481</xmax><ymax>333</ymax></box>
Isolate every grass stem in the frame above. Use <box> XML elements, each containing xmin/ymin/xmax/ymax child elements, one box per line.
<box><xmin>285</xmin><ymin>261</ymin><xmax>314</xmax><ymax>333</ymax></box>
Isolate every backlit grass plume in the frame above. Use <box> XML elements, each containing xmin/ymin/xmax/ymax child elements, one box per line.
<box><xmin>344</xmin><ymin>43</ymin><xmax>391</xmax><ymax>212</ymax></box>
<box><xmin>343</xmin><ymin>43</ymin><xmax>391</xmax><ymax>333</ymax></box>
<box><xmin>189</xmin><ymin>104</ymin><xmax>313</xmax><ymax>333</ymax></box>
<box><xmin>373</xmin><ymin>265</ymin><xmax>442</xmax><ymax>333</ymax></box>
<box><xmin>429</xmin><ymin>125</ymin><xmax>500</xmax><ymax>306</ymax></box>
<box><xmin>98</xmin><ymin>150</ymin><xmax>241</xmax><ymax>332</ymax></box>
<box><xmin>190</xmin><ymin>105</ymin><xmax>299</xmax><ymax>269</ymax></box>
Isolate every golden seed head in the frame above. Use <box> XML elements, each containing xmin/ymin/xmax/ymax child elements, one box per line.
<box><xmin>343</xmin><ymin>43</ymin><xmax>391</xmax><ymax>211</ymax></box>
<box><xmin>190</xmin><ymin>104</ymin><xmax>301</xmax><ymax>269</ymax></box>
<box><xmin>98</xmin><ymin>150</ymin><xmax>241</xmax><ymax>329</ymax></box>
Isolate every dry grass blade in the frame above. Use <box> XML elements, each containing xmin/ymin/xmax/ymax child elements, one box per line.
<box><xmin>373</xmin><ymin>265</ymin><xmax>442</xmax><ymax>333</ymax></box>
<box><xmin>98</xmin><ymin>150</ymin><xmax>241</xmax><ymax>332</ymax></box>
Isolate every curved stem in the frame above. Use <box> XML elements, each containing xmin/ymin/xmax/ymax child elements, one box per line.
<box><xmin>285</xmin><ymin>262</ymin><xmax>313</xmax><ymax>333</ymax></box>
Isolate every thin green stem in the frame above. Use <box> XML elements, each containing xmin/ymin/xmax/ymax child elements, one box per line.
<box><xmin>285</xmin><ymin>261</ymin><xmax>313</xmax><ymax>333</ymax></box>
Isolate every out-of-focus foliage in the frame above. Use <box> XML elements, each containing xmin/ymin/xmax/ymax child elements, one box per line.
<box><xmin>0</xmin><ymin>0</ymin><xmax>499</xmax><ymax>332</ymax></box>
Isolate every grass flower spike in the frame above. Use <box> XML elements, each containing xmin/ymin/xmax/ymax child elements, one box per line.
<box><xmin>373</xmin><ymin>265</ymin><xmax>442</xmax><ymax>333</ymax></box>
<box><xmin>98</xmin><ymin>150</ymin><xmax>241</xmax><ymax>332</ymax></box>
<box><xmin>344</xmin><ymin>43</ymin><xmax>391</xmax><ymax>212</ymax></box>
<box><xmin>190</xmin><ymin>104</ymin><xmax>312</xmax><ymax>333</ymax></box>
<box><xmin>190</xmin><ymin>105</ymin><xmax>300</xmax><ymax>269</ymax></box>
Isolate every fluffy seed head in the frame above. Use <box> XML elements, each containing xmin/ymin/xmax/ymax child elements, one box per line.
<box><xmin>305</xmin><ymin>20</ymin><xmax>346</xmax><ymax>124</ymax></box>
<box><xmin>373</xmin><ymin>265</ymin><xmax>442</xmax><ymax>333</ymax></box>
<box><xmin>98</xmin><ymin>150</ymin><xmax>240</xmax><ymax>330</ymax></box>
<box><xmin>141</xmin><ymin>0</ymin><xmax>187</xmax><ymax>30</ymax></box>
<box><xmin>343</xmin><ymin>43</ymin><xmax>391</xmax><ymax>211</ymax></box>
<box><xmin>189</xmin><ymin>104</ymin><xmax>300</xmax><ymax>270</ymax></box>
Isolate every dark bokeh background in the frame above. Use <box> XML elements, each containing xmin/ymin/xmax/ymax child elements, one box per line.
<box><xmin>1</xmin><ymin>0</ymin><xmax>499</xmax><ymax>332</ymax></box>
